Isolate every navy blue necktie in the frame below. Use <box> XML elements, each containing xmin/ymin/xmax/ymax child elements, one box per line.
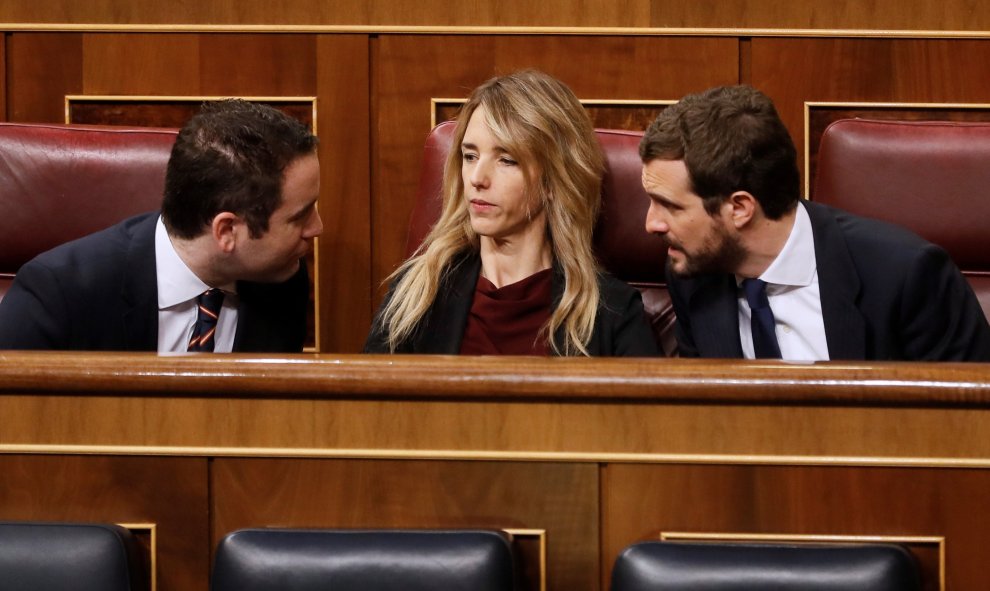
<box><xmin>188</xmin><ymin>288</ymin><xmax>225</xmax><ymax>352</ymax></box>
<box><xmin>742</xmin><ymin>278</ymin><xmax>781</xmax><ymax>359</ymax></box>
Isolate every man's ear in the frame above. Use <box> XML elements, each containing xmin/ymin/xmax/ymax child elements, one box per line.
<box><xmin>726</xmin><ymin>190</ymin><xmax>758</xmax><ymax>229</ymax></box>
<box><xmin>211</xmin><ymin>212</ymin><xmax>240</xmax><ymax>253</ymax></box>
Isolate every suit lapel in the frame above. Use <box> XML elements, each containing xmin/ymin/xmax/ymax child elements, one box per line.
<box><xmin>416</xmin><ymin>254</ymin><xmax>479</xmax><ymax>353</ymax></box>
<box><xmin>121</xmin><ymin>214</ymin><xmax>160</xmax><ymax>350</ymax></box>
<box><xmin>688</xmin><ymin>274</ymin><xmax>744</xmax><ymax>357</ymax></box>
<box><xmin>804</xmin><ymin>202</ymin><xmax>865</xmax><ymax>360</ymax></box>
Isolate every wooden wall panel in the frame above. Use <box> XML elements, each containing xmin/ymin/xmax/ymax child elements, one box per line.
<box><xmin>602</xmin><ymin>463</ymin><xmax>990</xmax><ymax>589</ymax></box>
<box><xmin>82</xmin><ymin>34</ymin><xmax>200</xmax><ymax>95</ymax></box>
<box><xmin>3</xmin><ymin>1</ymin><xmax>990</xmax><ymax>31</ymax></box>
<box><xmin>0</xmin><ymin>455</ymin><xmax>209</xmax><ymax>591</ymax></box>
<box><xmin>314</xmin><ymin>35</ymin><xmax>371</xmax><ymax>352</ymax></box>
<box><xmin>0</xmin><ymin>35</ymin><xmax>6</xmax><ymax>120</ymax></box>
<box><xmin>372</xmin><ymin>34</ymin><xmax>738</xmax><ymax>309</ymax></box>
<box><xmin>6</xmin><ymin>33</ymin><xmax>82</xmax><ymax>122</ymax></box>
<box><xmin>751</xmin><ymin>38</ymin><xmax>990</xmax><ymax>191</ymax></box>
<box><xmin>212</xmin><ymin>458</ymin><xmax>599</xmax><ymax>591</ymax></box>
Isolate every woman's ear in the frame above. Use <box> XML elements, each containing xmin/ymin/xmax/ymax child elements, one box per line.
<box><xmin>211</xmin><ymin>212</ymin><xmax>240</xmax><ymax>253</ymax></box>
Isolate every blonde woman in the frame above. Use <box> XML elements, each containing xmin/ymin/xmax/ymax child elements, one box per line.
<box><xmin>365</xmin><ymin>70</ymin><xmax>657</xmax><ymax>356</ymax></box>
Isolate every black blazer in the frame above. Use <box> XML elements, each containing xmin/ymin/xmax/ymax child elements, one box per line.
<box><xmin>0</xmin><ymin>212</ymin><xmax>308</xmax><ymax>352</ymax></box>
<box><xmin>364</xmin><ymin>253</ymin><xmax>659</xmax><ymax>356</ymax></box>
<box><xmin>668</xmin><ymin>201</ymin><xmax>990</xmax><ymax>361</ymax></box>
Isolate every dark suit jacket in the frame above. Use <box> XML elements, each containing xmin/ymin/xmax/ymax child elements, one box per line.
<box><xmin>364</xmin><ymin>252</ymin><xmax>659</xmax><ymax>356</ymax></box>
<box><xmin>0</xmin><ymin>212</ymin><xmax>308</xmax><ymax>352</ymax></box>
<box><xmin>668</xmin><ymin>201</ymin><xmax>990</xmax><ymax>361</ymax></box>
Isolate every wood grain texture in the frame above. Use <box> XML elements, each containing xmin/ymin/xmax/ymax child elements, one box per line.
<box><xmin>602</xmin><ymin>463</ymin><xmax>990</xmax><ymax>589</ymax></box>
<box><xmin>373</xmin><ymin>34</ymin><xmax>737</xmax><ymax>307</ymax></box>
<box><xmin>6</xmin><ymin>33</ymin><xmax>82</xmax><ymax>122</ymax></box>
<box><xmin>0</xmin><ymin>455</ymin><xmax>209</xmax><ymax>591</ymax></box>
<box><xmin>212</xmin><ymin>458</ymin><xmax>598</xmax><ymax>591</ymax></box>
<box><xmin>751</xmin><ymin>38</ymin><xmax>990</xmax><ymax>191</ymax></box>
<box><xmin>314</xmin><ymin>35</ymin><xmax>371</xmax><ymax>352</ymax></box>
<box><xmin>1</xmin><ymin>1</ymin><xmax>990</xmax><ymax>31</ymax></box>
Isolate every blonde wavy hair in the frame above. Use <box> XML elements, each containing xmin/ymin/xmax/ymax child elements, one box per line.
<box><xmin>378</xmin><ymin>69</ymin><xmax>606</xmax><ymax>355</ymax></box>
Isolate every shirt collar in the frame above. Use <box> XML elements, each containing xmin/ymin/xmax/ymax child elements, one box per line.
<box><xmin>155</xmin><ymin>216</ymin><xmax>236</xmax><ymax>309</ymax></box>
<box><xmin>757</xmin><ymin>200</ymin><xmax>817</xmax><ymax>288</ymax></box>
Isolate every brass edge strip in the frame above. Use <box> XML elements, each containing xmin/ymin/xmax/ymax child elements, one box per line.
<box><xmin>7</xmin><ymin>444</ymin><xmax>990</xmax><ymax>468</ymax></box>
<box><xmin>802</xmin><ymin>100</ymin><xmax>990</xmax><ymax>198</ymax></box>
<box><xmin>504</xmin><ymin>528</ymin><xmax>547</xmax><ymax>591</ymax></box>
<box><xmin>119</xmin><ymin>522</ymin><xmax>157</xmax><ymax>591</ymax></box>
<box><xmin>661</xmin><ymin>531</ymin><xmax>945</xmax><ymax>590</ymax></box>
<box><xmin>661</xmin><ymin>531</ymin><xmax>944</xmax><ymax>543</ymax></box>
<box><xmin>5</xmin><ymin>23</ymin><xmax>990</xmax><ymax>38</ymax></box>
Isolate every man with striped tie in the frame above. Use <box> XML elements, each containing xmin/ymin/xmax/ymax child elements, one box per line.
<box><xmin>0</xmin><ymin>99</ymin><xmax>322</xmax><ymax>353</ymax></box>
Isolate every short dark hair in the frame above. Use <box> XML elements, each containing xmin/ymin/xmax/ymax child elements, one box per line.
<box><xmin>162</xmin><ymin>99</ymin><xmax>318</xmax><ymax>239</ymax></box>
<box><xmin>639</xmin><ymin>85</ymin><xmax>799</xmax><ymax>220</ymax></box>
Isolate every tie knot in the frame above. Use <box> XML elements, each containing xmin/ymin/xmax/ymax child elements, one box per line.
<box><xmin>198</xmin><ymin>288</ymin><xmax>225</xmax><ymax>316</ymax></box>
<box><xmin>742</xmin><ymin>278</ymin><xmax>770</xmax><ymax>311</ymax></box>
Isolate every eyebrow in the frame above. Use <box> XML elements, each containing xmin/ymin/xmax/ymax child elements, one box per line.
<box><xmin>461</xmin><ymin>141</ymin><xmax>510</xmax><ymax>154</ymax></box>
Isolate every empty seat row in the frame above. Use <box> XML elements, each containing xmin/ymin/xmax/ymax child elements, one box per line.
<box><xmin>0</xmin><ymin>521</ymin><xmax>921</xmax><ymax>590</ymax></box>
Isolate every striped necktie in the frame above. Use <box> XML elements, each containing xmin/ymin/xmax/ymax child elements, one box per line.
<box><xmin>188</xmin><ymin>288</ymin><xmax>225</xmax><ymax>352</ymax></box>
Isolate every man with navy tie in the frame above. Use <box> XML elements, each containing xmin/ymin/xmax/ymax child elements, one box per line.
<box><xmin>639</xmin><ymin>85</ymin><xmax>990</xmax><ymax>361</ymax></box>
<box><xmin>0</xmin><ymin>99</ymin><xmax>323</xmax><ymax>352</ymax></box>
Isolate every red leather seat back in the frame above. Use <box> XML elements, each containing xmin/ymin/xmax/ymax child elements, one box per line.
<box><xmin>814</xmin><ymin>118</ymin><xmax>990</xmax><ymax>318</ymax></box>
<box><xmin>407</xmin><ymin>121</ymin><xmax>675</xmax><ymax>354</ymax></box>
<box><xmin>0</xmin><ymin>122</ymin><xmax>178</xmax><ymax>300</ymax></box>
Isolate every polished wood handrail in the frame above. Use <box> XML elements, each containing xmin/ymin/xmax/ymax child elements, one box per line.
<box><xmin>1</xmin><ymin>351</ymin><xmax>989</xmax><ymax>407</ymax></box>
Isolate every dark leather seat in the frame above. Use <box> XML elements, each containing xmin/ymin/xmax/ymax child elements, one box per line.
<box><xmin>408</xmin><ymin>121</ymin><xmax>674</xmax><ymax>354</ymax></box>
<box><xmin>610</xmin><ymin>541</ymin><xmax>921</xmax><ymax>590</ymax></box>
<box><xmin>211</xmin><ymin>528</ymin><xmax>515</xmax><ymax>591</ymax></box>
<box><xmin>0</xmin><ymin>521</ymin><xmax>146</xmax><ymax>591</ymax></box>
<box><xmin>0</xmin><ymin>122</ymin><xmax>177</xmax><ymax>301</ymax></box>
<box><xmin>814</xmin><ymin>118</ymin><xmax>990</xmax><ymax>319</ymax></box>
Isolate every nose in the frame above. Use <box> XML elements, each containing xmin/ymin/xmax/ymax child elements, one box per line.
<box><xmin>468</xmin><ymin>158</ymin><xmax>491</xmax><ymax>190</ymax></box>
<box><xmin>644</xmin><ymin>201</ymin><xmax>669</xmax><ymax>235</ymax></box>
<box><xmin>305</xmin><ymin>207</ymin><xmax>324</xmax><ymax>238</ymax></box>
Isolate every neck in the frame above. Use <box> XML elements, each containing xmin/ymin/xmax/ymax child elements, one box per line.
<box><xmin>478</xmin><ymin>223</ymin><xmax>552</xmax><ymax>288</ymax></box>
<box><xmin>170</xmin><ymin>233</ymin><xmax>227</xmax><ymax>287</ymax></box>
<box><xmin>736</xmin><ymin>204</ymin><xmax>798</xmax><ymax>279</ymax></box>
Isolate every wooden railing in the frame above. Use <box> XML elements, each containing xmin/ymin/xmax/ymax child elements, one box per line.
<box><xmin>2</xmin><ymin>352</ymin><xmax>987</xmax><ymax>591</ymax></box>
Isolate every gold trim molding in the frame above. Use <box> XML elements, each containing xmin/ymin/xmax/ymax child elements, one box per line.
<box><xmin>5</xmin><ymin>23</ymin><xmax>990</xmax><ymax>39</ymax></box>
<box><xmin>661</xmin><ymin>531</ymin><xmax>945</xmax><ymax>590</ymax></box>
<box><xmin>119</xmin><ymin>522</ymin><xmax>158</xmax><ymax>591</ymax></box>
<box><xmin>504</xmin><ymin>528</ymin><xmax>547</xmax><ymax>591</ymax></box>
<box><xmin>9</xmin><ymin>444</ymin><xmax>990</xmax><ymax>469</ymax></box>
<box><xmin>431</xmin><ymin>97</ymin><xmax>674</xmax><ymax>128</ymax></box>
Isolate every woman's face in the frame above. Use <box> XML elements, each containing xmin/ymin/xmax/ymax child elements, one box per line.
<box><xmin>460</xmin><ymin>106</ymin><xmax>544</xmax><ymax>242</ymax></box>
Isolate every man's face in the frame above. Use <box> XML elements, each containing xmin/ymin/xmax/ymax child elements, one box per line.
<box><xmin>236</xmin><ymin>151</ymin><xmax>323</xmax><ymax>283</ymax></box>
<box><xmin>642</xmin><ymin>158</ymin><xmax>743</xmax><ymax>277</ymax></box>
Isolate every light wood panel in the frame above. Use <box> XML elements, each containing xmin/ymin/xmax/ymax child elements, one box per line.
<box><xmin>212</xmin><ymin>458</ymin><xmax>598</xmax><ymax>591</ymax></box>
<box><xmin>372</xmin><ymin>34</ymin><xmax>738</xmax><ymax>309</ymax></box>
<box><xmin>0</xmin><ymin>455</ymin><xmax>209</xmax><ymax>591</ymax></box>
<box><xmin>750</xmin><ymin>37</ymin><xmax>990</xmax><ymax>190</ymax></box>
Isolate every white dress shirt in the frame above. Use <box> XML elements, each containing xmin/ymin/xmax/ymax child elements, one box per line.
<box><xmin>155</xmin><ymin>216</ymin><xmax>238</xmax><ymax>353</ymax></box>
<box><xmin>737</xmin><ymin>201</ymin><xmax>830</xmax><ymax>361</ymax></box>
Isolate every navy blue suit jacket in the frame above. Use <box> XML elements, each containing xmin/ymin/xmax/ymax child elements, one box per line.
<box><xmin>0</xmin><ymin>212</ymin><xmax>308</xmax><ymax>352</ymax></box>
<box><xmin>667</xmin><ymin>201</ymin><xmax>990</xmax><ymax>361</ymax></box>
